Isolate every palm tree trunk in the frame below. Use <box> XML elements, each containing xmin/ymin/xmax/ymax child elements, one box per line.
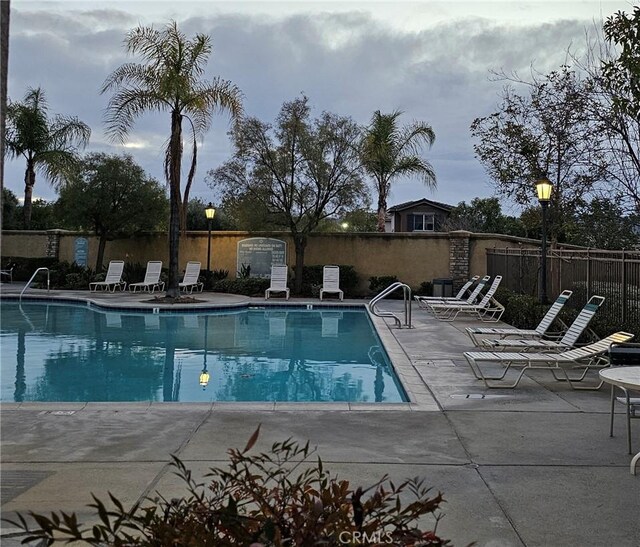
<box><xmin>0</xmin><ymin>0</ymin><xmax>10</xmax><ymax>198</ymax></box>
<box><xmin>166</xmin><ymin>110</ymin><xmax>182</xmax><ymax>298</ymax></box>
<box><xmin>376</xmin><ymin>192</ymin><xmax>387</xmax><ymax>233</ymax></box>
<box><xmin>23</xmin><ymin>162</ymin><xmax>36</xmax><ymax>229</ymax></box>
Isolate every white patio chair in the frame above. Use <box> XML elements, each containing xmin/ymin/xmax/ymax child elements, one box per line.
<box><xmin>129</xmin><ymin>261</ymin><xmax>164</xmax><ymax>293</ymax></box>
<box><xmin>416</xmin><ymin>275</ymin><xmax>489</xmax><ymax>309</ymax></box>
<box><xmin>321</xmin><ymin>311</ymin><xmax>343</xmax><ymax>337</ymax></box>
<box><xmin>265</xmin><ymin>265</ymin><xmax>290</xmax><ymax>300</ymax></box>
<box><xmin>427</xmin><ymin>276</ymin><xmax>503</xmax><ymax>322</ymax></box>
<box><xmin>319</xmin><ymin>265</ymin><xmax>343</xmax><ymax>301</ymax></box>
<box><xmin>266</xmin><ymin>311</ymin><xmax>288</xmax><ymax>337</ymax></box>
<box><xmin>179</xmin><ymin>261</ymin><xmax>203</xmax><ymax>294</ymax></box>
<box><xmin>478</xmin><ymin>295</ymin><xmax>604</xmax><ymax>352</ymax></box>
<box><xmin>466</xmin><ymin>289</ymin><xmax>573</xmax><ymax>346</ymax></box>
<box><xmin>414</xmin><ymin>275</ymin><xmax>480</xmax><ymax>305</ymax></box>
<box><xmin>464</xmin><ymin>331</ymin><xmax>634</xmax><ymax>389</ymax></box>
<box><xmin>89</xmin><ymin>261</ymin><xmax>126</xmax><ymax>292</ymax></box>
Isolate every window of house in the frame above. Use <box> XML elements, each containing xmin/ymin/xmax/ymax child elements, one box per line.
<box><xmin>410</xmin><ymin>213</ymin><xmax>435</xmax><ymax>232</ymax></box>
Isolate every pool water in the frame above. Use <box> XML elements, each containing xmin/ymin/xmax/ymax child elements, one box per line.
<box><xmin>0</xmin><ymin>302</ymin><xmax>407</xmax><ymax>403</ymax></box>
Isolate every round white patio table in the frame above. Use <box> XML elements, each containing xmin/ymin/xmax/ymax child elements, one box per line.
<box><xmin>599</xmin><ymin>366</ymin><xmax>640</xmax><ymax>476</ymax></box>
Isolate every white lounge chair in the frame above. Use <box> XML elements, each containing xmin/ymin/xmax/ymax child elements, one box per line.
<box><xmin>416</xmin><ymin>275</ymin><xmax>489</xmax><ymax>309</ymax></box>
<box><xmin>464</xmin><ymin>331</ymin><xmax>634</xmax><ymax>389</ymax></box>
<box><xmin>427</xmin><ymin>276</ymin><xmax>503</xmax><ymax>322</ymax></box>
<box><xmin>266</xmin><ymin>311</ymin><xmax>288</xmax><ymax>337</ymax></box>
<box><xmin>129</xmin><ymin>261</ymin><xmax>165</xmax><ymax>293</ymax></box>
<box><xmin>265</xmin><ymin>265</ymin><xmax>290</xmax><ymax>300</ymax></box>
<box><xmin>478</xmin><ymin>295</ymin><xmax>604</xmax><ymax>352</ymax></box>
<box><xmin>466</xmin><ymin>289</ymin><xmax>573</xmax><ymax>346</ymax></box>
<box><xmin>321</xmin><ymin>311</ymin><xmax>343</xmax><ymax>337</ymax></box>
<box><xmin>320</xmin><ymin>265</ymin><xmax>344</xmax><ymax>301</ymax></box>
<box><xmin>179</xmin><ymin>262</ymin><xmax>203</xmax><ymax>294</ymax></box>
<box><xmin>0</xmin><ymin>264</ymin><xmax>14</xmax><ymax>283</ymax></box>
<box><xmin>414</xmin><ymin>275</ymin><xmax>480</xmax><ymax>305</ymax></box>
<box><xmin>89</xmin><ymin>261</ymin><xmax>126</xmax><ymax>292</ymax></box>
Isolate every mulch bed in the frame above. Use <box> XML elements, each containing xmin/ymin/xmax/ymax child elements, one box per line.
<box><xmin>144</xmin><ymin>296</ymin><xmax>207</xmax><ymax>304</ymax></box>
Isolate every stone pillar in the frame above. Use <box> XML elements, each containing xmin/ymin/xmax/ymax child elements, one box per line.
<box><xmin>46</xmin><ymin>229</ymin><xmax>62</xmax><ymax>260</ymax></box>
<box><xmin>448</xmin><ymin>230</ymin><xmax>471</xmax><ymax>292</ymax></box>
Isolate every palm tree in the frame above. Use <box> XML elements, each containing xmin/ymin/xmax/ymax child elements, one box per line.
<box><xmin>101</xmin><ymin>21</ymin><xmax>242</xmax><ymax>297</ymax></box>
<box><xmin>1</xmin><ymin>0</ymin><xmax>11</xmax><ymax>196</ymax></box>
<box><xmin>361</xmin><ymin>110</ymin><xmax>436</xmax><ymax>232</ymax></box>
<box><xmin>5</xmin><ymin>87</ymin><xmax>91</xmax><ymax>228</ymax></box>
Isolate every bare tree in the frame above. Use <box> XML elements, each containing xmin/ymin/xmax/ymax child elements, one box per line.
<box><xmin>209</xmin><ymin>96</ymin><xmax>368</xmax><ymax>293</ymax></box>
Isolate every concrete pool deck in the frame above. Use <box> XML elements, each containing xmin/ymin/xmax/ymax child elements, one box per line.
<box><xmin>1</xmin><ymin>287</ymin><xmax>639</xmax><ymax>546</ymax></box>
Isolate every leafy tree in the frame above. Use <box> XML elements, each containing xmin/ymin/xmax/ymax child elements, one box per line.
<box><xmin>101</xmin><ymin>21</ymin><xmax>242</xmax><ymax>297</ymax></box>
<box><xmin>444</xmin><ymin>197</ymin><xmax>525</xmax><ymax>236</ymax></box>
<box><xmin>567</xmin><ymin>197</ymin><xmax>639</xmax><ymax>250</ymax></box>
<box><xmin>340</xmin><ymin>208</ymin><xmax>378</xmax><ymax>232</ymax></box>
<box><xmin>4</xmin><ymin>87</ymin><xmax>90</xmax><ymax>228</ymax></box>
<box><xmin>2</xmin><ymin>187</ymin><xmax>19</xmax><ymax>229</ymax></box>
<box><xmin>361</xmin><ymin>110</ymin><xmax>436</xmax><ymax>232</ymax></box>
<box><xmin>603</xmin><ymin>7</ymin><xmax>640</xmax><ymax>119</ymax></box>
<box><xmin>215</xmin><ymin>193</ymin><xmax>278</xmax><ymax>231</ymax></box>
<box><xmin>471</xmin><ymin>66</ymin><xmax>607</xmax><ymax>242</ymax></box>
<box><xmin>26</xmin><ymin>199</ymin><xmax>58</xmax><ymax>230</ymax></box>
<box><xmin>209</xmin><ymin>96</ymin><xmax>368</xmax><ymax>293</ymax></box>
<box><xmin>56</xmin><ymin>153</ymin><xmax>168</xmax><ymax>270</ymax></box>
<box><xmin>592</xmin><ymin>9</ymin><xmax>640</xmax><ymax>213</ymax></box>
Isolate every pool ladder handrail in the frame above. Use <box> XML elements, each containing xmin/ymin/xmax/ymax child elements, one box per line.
<box><xmin>20</xmin><ymin>267</ymin><xmax>50</xmax><ymax>300</ymax></box>
<box><xmin>368</xmin><ymin>281</ymin><xmax>412</xmax><ymax>328</ymax></box>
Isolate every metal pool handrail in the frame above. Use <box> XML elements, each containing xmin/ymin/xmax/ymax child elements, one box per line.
<box><xmin>368</xmin><ymin>281</ymin><xmax>412</xmax><ymax>328</ymax></box>
<box><xmin>20</xmin><ymin>267</ymin><xmax>50</xmax><ymax>301</ymax></box>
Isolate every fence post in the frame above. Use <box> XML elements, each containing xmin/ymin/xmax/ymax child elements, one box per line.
<box><xmin>586</xmin><ymin>248</ymin><xmax>591</xmax><ymax>297</ymax></box>
<box><xmin>621</xmin><ymin>250</ymin><xmax>627</xmax><ymax>323</ymax></box>
<box><xmin>519</xmin><ymin>246</ymin><xmax>523</xmax><ymax>294</ymax></box>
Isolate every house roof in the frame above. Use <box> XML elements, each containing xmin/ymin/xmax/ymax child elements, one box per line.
<box><xmin>387</xmin><ymin>198</ymin><xmax>454</xmax><ymax>213</ymax></box>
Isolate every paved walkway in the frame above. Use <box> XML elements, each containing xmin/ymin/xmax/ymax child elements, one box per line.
<box><xmin>1</xmin><ymin>288</ymin><xmax>639</xmax><ymax>546</ymax></box>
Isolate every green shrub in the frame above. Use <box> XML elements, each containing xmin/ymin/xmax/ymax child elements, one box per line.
<box><xmin>5</xmin><ymin>427</ymin><xmax>453</xmax><ymax>546</ymax></box>
<box><xmin>368</xmin><ymin>275</ymin><xmax>400</xmax><ymax>298</ymax></box>
<box><xmin>414</xmin><ymin>281</ymin><xmax>433</xmax><ymax>296</ymax></box>
<box><xmin>211</xmin><ymin>277</ymin><xmax>271</xmax><ymax>296</ymax></box>
<box><xmin>44</xmin><ymin>261</ymin><xmax>97</xmax><ymax>289</ymax></box>
<box><xmin>1</xmin><ymin>257</ymin><xmax>58</xmax><ymax>281</ymax></box>
<box><xmin>202</xmin><ymin>269</ymin><xmax>229</xmax><ymax>290</ymax></box>
<box><xmin>123</xmin><ymin>261</ymin><xmax>147</xmax><ymax>284</ymax></box>
<box><xmin>494</xmin><ymin>288</ymin><xmax>547</xmax><ymax>330</ymax></box>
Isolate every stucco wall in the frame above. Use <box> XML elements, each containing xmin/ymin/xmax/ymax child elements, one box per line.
<box><xmin>1</xmin><ymin>230</ymin><xmax>543</xmax><ymax>291</ymax></box>
<box><xmin>0</xmin><ymin>231</ymin><xmax>49</xmax><ymax>257</ymax></box>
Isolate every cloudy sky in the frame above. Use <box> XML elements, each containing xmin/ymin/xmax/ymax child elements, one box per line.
<box><xmin>5</xmin><ymin>0</ymin><xmax>635</xmax><ymax>213</ymax></box>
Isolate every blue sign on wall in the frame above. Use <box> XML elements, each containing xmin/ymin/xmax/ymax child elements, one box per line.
<box><xmin>74</xmin><ymin>237</ymin><xmax>89</xmax><ymax>267</ymax></box>
<box><xmin>237</xmin><ymin>238</ymin><xmax>287</xmax><ymax>278</ymax></box>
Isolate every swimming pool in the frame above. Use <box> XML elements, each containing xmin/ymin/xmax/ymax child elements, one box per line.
<box><xmin>0</xmin><ymin>301</ymin><xmax>407</xmax><ymax>403</ymax></box>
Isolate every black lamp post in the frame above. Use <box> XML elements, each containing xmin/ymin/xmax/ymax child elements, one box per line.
<box><xmin>535</xmin><ymin>179</ymin><xmax>553</xmax><ymax>304</ymax></box>
<box><xmin>204</xmin><ymin>203</ymin><xmax>215</xmax><ymax>275</ymax></box>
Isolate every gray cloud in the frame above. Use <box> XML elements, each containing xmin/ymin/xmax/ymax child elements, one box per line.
<box><xmin>5</xmin><ymin>4</ymin><xmax>607</xmax><ymax>210</ymax></box>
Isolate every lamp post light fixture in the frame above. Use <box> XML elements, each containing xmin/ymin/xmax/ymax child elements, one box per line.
<box><xmin>204</xmin><ymin>203</ymin><xmax>215</xmax><ymax>275</ymax></box>
<box><xmin>535</xmin><ymin>178</ymin><xmax>553</xmax><ymax>304</ymax></box>
<box><xmin>341</xmin><ymin>222</ymin><xmax>349</xmax><ymax>231</ymax></box>
<box><xmin>199</xmin><ymin>368</ymin><xmax>210</xmax><ymax>390</ymax></box>
<box><xmin>199</xmin><ymin>315</ymin><xmax>211</xmax><ymax>390</ymax></box>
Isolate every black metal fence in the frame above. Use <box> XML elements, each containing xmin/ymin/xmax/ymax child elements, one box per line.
<box><xmin>487</xmin><ymin>248</ymin><xmax>640</xmax><ymax>328</ymax></box>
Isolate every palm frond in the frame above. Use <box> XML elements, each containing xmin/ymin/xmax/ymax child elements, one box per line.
<box><xmin>49</xmin><ymin>116</ymin><xmax>91</xmax><ymax>149</ymax></box>
<box><xmin>396</xmin><ymin>121</ymin><xmax>436</xmax><ymax>156</ymax></box>
<box><xmin>103</xmin><ymin>87</ymin><xmax>168</xmax><ymax>143</ymax></box>
<box><xmin>390</xmin><ymin>155</ymin><xmax>437</xmax><ymax>188</ymax></box>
